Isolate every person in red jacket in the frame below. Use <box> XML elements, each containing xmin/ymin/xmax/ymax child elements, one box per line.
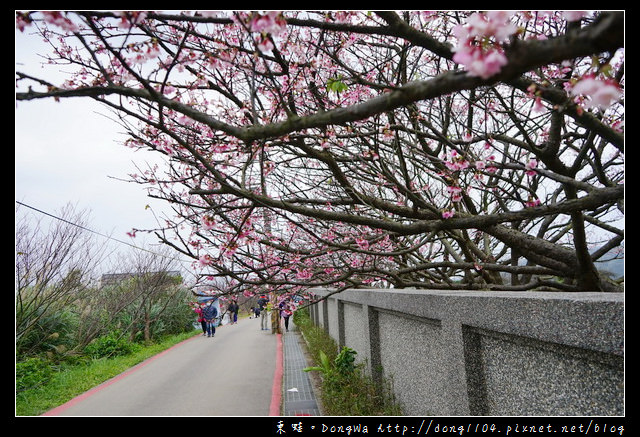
<box><xmin>280</xmin><ymin>303</ymin><xmax>293</xmax><ymax>332</ymax></box>
<box><xmin>193</xmin><ymin>304</ymin><xmax>206</xmax><ymax>336</ymax></box>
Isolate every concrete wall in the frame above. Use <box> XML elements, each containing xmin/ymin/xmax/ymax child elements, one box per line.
<box><xmin>307</xmin><ymin>288</ymin><xmax>624</xmax><ymax>416</ymax></box>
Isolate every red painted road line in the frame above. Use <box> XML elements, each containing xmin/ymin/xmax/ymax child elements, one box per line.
<box><xmin>41</xmin><ymin>333</ymin><xmax>201</xmax><ymax>416</ymax></box>
<box><xmin>270</xmin><ymin>333</ymin><xmax>283</xmax><ymax>416</ymax></box>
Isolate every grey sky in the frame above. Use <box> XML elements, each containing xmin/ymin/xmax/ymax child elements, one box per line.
<box><xmin>15</xmin><ymin>26</ymin><xmax>189</xmax><ymax>274</ymax></box>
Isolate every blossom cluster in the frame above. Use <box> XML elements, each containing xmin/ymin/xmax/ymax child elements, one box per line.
<box><xmin>15</xmin><ymin>10</ymin><xmax>624</xmax><ymax>293</ymax></box>
<box><xmin>16</xmin><ymin>11</ymin><xmax>79</xmax><ymax>32</ymax></box>
<box><xmin>452</xmin><ymin>11</ymin><xmax>518</xmax><ymax>79</ymax></box>
<box><xmin>117</xmin><ymin>11</ymin><xmax>149</xmax><ymax>29</ymax></box>
<box><xmin>201</xmin><ymin>215</ymin><xmax>216</xmax><ymax>231</ymax></box>
<box><xmin>569</xmin><ymin>75</ymin><xmax>622</xmax><ymax>110</ymax></box>
<box><xmin>247</xmin><ymin>11</ymin><xmax>287</xmax><ymax>53</ymax></box>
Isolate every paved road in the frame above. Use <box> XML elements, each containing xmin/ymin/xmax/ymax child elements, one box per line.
<box><xmin>44</xmin><ymin>317</ymin><xmax>280</xmax><ymax>416</ymax></box>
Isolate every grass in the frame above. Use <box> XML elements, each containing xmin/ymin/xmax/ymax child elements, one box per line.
<box><xmin>15</xmin><ymin>330</ymin><xmax>201</xmax><ymax>416</ymax></box>
<box><xmin>18</xmin><ymin>311</ymin><xmax>404</xmax><ymax>416</ymax></box>
<box><xmin>293</xmin><ymin>308</ymin><xmax>403</xmax><ymax>416</ymax></box>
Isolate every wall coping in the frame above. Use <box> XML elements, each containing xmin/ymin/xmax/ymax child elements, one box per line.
<box><xmin>308</xmin><ymin>288</ymin><xmax>624</xmax><ymax>356</ymax></box>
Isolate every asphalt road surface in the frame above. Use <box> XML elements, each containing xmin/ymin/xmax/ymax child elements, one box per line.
<box><xmin>44</xmin><ymin>317</ymin><xmax>280</xmax><ymax>416</ymax></box>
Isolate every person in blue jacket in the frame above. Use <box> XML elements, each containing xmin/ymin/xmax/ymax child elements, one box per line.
<box><xmin>202</xmin><ymin>300</ymin><xmax>218</xmax><ymax>337</ymax></box>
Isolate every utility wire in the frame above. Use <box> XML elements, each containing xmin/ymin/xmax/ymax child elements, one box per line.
<box><xmin>15</xmin><ymin>200</ymin><xmax>188</xmax><ymax>264</ymax></box>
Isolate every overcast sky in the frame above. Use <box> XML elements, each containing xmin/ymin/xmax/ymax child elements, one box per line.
<box><xmin>15</xmin><ymin>26</ymin><xmax>193</xmax><ymax>276</ymax></box>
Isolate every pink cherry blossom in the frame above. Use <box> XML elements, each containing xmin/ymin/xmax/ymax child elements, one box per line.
<box><xmin>442</xmin><ymin>210</ymin><xmax>455</xmax><ymax>219</ymax></box>
<box><xmin>130</xmin><ymin>43</ymin><xmax>161</xmax><ymax>65</ymax></box>
<box><xmin>525</xmin><ymin>197</ymin><xmax>541</xmax><ymax>208</ymax></box>
<box><xmin>255</xmin><ymin>35</ymin><xmax>274</xmax><ymax>53</ymax></box>
<box><xmin>198</xmin><ymin>254</ymin><xmax>213</xmax><ymax>267</ymax></box>
<box><xmin>611</xmin><ymin>120</ymin><xmax>624</xmax><ymax>132</ymax></box>
<box><xmin>570</xmin><ymin>76</ymin><xmax>622</xmax><ymax>110</ymax></box>
<box><xmin>249</xmin><ymin>11</ymin><xmax>286</xmax><ymax>35</ymax></box>
<box><xmin>464</xmin><ymin>11</ymin><xmax>517</xmax><ymax>42</ymax></box>
<box><xmin>452</xmin><ymin>11</ymin><xmax>517</xmax><ymax>79</ymax></box>
<box><xmin>444</xmin><ymin>153</ymin><xmax>471</xmax><ymax>172</ymax></box>
<box><xmin>476</xmin><ymin>50</ymin><xmax>509</xmax><ymax>79</ymax></box>
<box><xmin>221</xmin><ymin>244</ymin><xmax>238</xmax><ymax>258</ymax></box>
<box><xmin>201</xmin><ymin>215</ymin><xmax>216</xmax><ymax>230</ymax></box>
<box><xmin>444</xmin><ymin>160</ymin><xmax>458</xmax><ymax>171</ymax></box>
<box><xmin>562</xmin><ymin>11</ymin><xmax>588</xmax><ymax>22</ymax></box>
<box><xmin>117</xmin><ymin>11</ymin><xmax>148</xmax><ymax>30</ymax></box>
<box><xmin>532</xmin><ymin>97</ymin><xmax>545</xmax><ymax>113</ymax></box>
<box><xmin>41</xmin><ymin>11</ymin><xmax>79</xmax><ymax>32</ymax></box>
<box><xmin>198</xmin><ymin>11</ymin><xmax>222</xmax><ymax>18</ymax></box>
<box><xmin>446</xmin><ymin>185</ymin><xmax>463</xmax><ymax>202</ymax></box>
<box><xmin>296</xmin><ymin>268</ymin><xmax>313</xmax><ymax>280</ymax></box>
<box><xmin>16</xmin><ymin>13</ymin><xmax>31</xmax><ymax>32</ymax></box>
<box><xmin>525</xmin><ymin>158</ymin><xmax>538</xmax><ymax>176</ymax></box>
<box><xmin>355</xmin><ymin>237</ymin><xmax>370</xmax><ymax>250</ymax></box>
<box><xmin>453</xmin><ymin>45</ymin><xmax>508</xmax><ymax>79</ymax></box>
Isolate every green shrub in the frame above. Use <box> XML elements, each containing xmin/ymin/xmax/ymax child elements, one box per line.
<box><xmin>296</xmin><ymin>307</ymin><xmax>403</xmax><ymax>415</ymax></box>
<box><xmin>335</xmin><ymin>346</ymin><xmax>357</xmax><ymax>376</ymax></box>
<box><xmin>303</xmin><ymin>350</ymin><xmax>333</xmax><ymax>375</ymax></box>
<box><xmin>16</xmin><ymin>357</ymin><xmax>53</xmax><ymax>392</ymax></box>
<box><xmin>84</xmin><ymin>331</ymin><xmax>138</xmax><ymax>359</ymax></box>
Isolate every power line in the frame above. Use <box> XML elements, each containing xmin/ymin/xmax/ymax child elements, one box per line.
<box><xmin>15</xmin><ymin>200</ymin><xmax>188</xmax><ymax>264</ymax></box>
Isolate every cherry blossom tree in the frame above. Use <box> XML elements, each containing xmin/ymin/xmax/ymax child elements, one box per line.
<box><xmin>16</xmin><ymin>11</ymin><xmax>624</xmax><ymax>297</ymax></box>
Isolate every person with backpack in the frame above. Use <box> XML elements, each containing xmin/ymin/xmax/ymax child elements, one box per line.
<box><xmin>257</xmin><ymin>294</ymin><xmax>269</xmax><ymax>330</ymax></box>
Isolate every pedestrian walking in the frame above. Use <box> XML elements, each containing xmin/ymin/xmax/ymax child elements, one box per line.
<box><xmin>202</xmin><ymin>300</ymin><xmax>218</xmax><ymax>337</ymax></box>
<box><xmin>257</xmin><ymin>294</ymin><xmax>269</xmax><ymax>330</ymax></box>
<box><xmin>228</xmin><ymin>299</ymin><xmax>239</xmax><ymax>325</ymax></box>
<box><xmin>195</xmin><ymin>304</ymin><xmax>207</xmax><ymax>336</ymax></box>
<box><xmin>280</xmin><ymin>303</ymin><xmax>292</xmax><ymax>332</ymax></box>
